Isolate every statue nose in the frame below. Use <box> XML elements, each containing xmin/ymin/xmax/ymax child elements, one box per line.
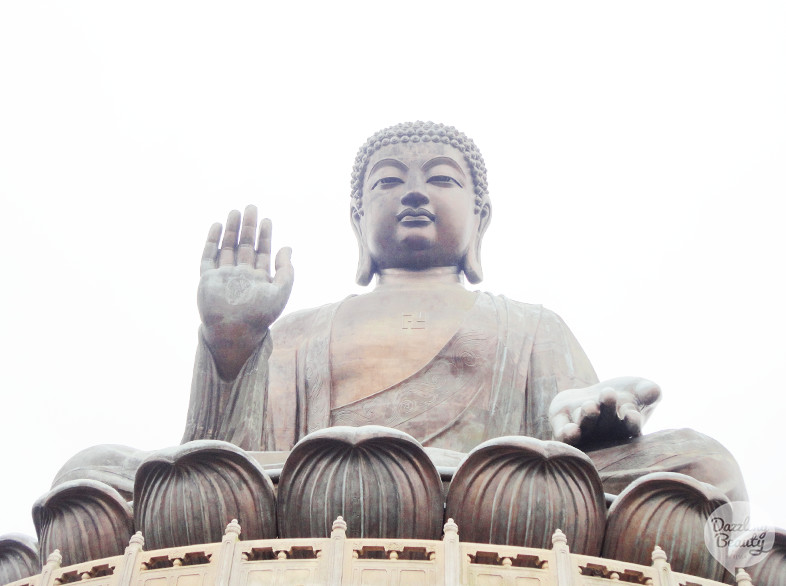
<box><xmin>401</xmin><ymin>185</ymin><xmax>429</xmax><ymax>208</ymax></box>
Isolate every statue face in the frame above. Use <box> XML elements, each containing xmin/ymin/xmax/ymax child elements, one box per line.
<box><xmin>356</xmin><ymin>141</ymin><xmax>480</xmax><ymax>273</ymax></box>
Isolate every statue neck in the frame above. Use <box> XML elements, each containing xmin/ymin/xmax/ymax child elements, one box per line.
<box><xmin>375</xmin><ymin>267</ymin><xmax>465</xmax><ymax>290</ymax></box>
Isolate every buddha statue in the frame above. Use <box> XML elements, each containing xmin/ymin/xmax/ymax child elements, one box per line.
<box><xmin>174</xmin><ymin>121</ymin><xmax>745</xmax><ymax>501</ymax></box>
<box><xmin>13</xmin><ymin>121</ymin><xmax>759</xmax><ymax>583</ymax></box>
<box><xmin>50</xmin><ymin>121</ymin><xmax>746</xmax><ymax>504</ymax></box>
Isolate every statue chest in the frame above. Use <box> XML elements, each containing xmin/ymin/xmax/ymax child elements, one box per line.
<box><xmin>329</xmin><ymin>290</ymin><xmax>477</xmax><ymax>409</ymax></box>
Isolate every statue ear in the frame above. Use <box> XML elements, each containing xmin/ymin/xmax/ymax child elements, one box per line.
<box><xmin>351</xmin><ymin>206</ymin><xmax>375</xmax><ymax>286</ymax></box>
<box><xmin>462</xmin><ymin>203</ymin><xmax>491</xmax><ymax>285</ymax></box>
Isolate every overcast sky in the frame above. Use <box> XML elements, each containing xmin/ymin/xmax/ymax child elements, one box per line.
<box><xmin>1</xmin><ymin>2</ymin><xmax>785</xmax><ymax>546</ymax></box>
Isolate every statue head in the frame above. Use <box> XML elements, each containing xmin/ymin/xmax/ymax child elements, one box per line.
<box><xmin>350</xmin><ymin>121</ymin><xmax>491</xmax><ymax>285</ymax></box>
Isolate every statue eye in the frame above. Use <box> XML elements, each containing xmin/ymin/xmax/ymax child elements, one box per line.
<box><xmin>427</xmin><ymin>175</ymin><xmax>462</xmax><ymax>187</ymax></box>
<box><xmin>371</xmin><ymin>176</ymin><xmax>404</xmax><ymax>190</ymax></box>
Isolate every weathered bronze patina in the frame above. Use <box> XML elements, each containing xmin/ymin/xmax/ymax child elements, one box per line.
<box><xmin>179</xmin><ymin>121</ymin><xmax>744</xmax><ymax>499</ymax></box>
<box><xmin>12</xmin><ymin>122</ymin><xmax>761</xmax><ymax>584</ymax></box>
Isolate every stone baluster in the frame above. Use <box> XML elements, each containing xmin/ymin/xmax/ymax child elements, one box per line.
<box><xmin>551</xmin><ymin>529</ymin><xmax>574</xmax><ymax>586</ymax></box>
<box><xmin>327</xmin><ymin>516</ymin><xmax>347</xmax><ymax>585</ymax></box>
<box><xmin>650</xmin><ymin>545</ymin><xmax>674</xmax><ymax>586</ymax></box>
<box><xmin>216</xmin><ymin>520</ymin><xmax>241</xmax><ymax>586</ymax></box>
<box><xmin>735</xmin><ymin>567</ymin><xmax>754</xmax><ymax>586</ymax></box>
<box><xmin>442</xmin><ymin>519</ymin><xmax>460</xmax><ymax>585</ymax></box>
<box><xmin>39</xmin><ymin>550</ymin><xmax>62</xmax><ymax>586</ymax></box>
<box><xmin>117</xmin><ymin>532</ymin><xmax>144</xmax><ymax>586</ymax></box>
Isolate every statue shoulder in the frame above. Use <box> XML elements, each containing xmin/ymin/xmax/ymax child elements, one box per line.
<box><xmin>536</xmin><ymin>304</ymin><xmax>571</xmax><ymax>327</ymax></box>
<box><xmin>530</xmin><ymin>303</ymin><xmax>578</xmax><ymax>338</ymax></box>
<box><xmin>483</xmin><ymin>293</ymin><xmax>546</xmax><ymax>322</ymax></box>
<box><xmin>484</xmin><ymin>294</ymin><xmax>577</xmax><ymax>338</ymax></box>
<box><xmin>270</xmin><ymin>299</ymin><xmax>346</xmax><ymax>350</ymax></box>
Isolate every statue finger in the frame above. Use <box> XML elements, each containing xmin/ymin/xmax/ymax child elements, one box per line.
<box><xmin>255</xmin><ymin>218</ymin><xmax>273</xmax><ymax>274</ymax></box>
<box><xmin>599</xmin><ymin>387</ymin><xmax>618</xmax><ymax>409</ymax></box>
<box><xmin>634</xmin><ymin>379</ymin><xmax>662</xmax><ymax>407</ymax></box>
<box><xmin>237</xmin><ymin>206</ymin><xmax>257</xmax><ymax>266</ymax></box>
<box><xmin>578</xmin><ymin>400</ymin><xmax>600</xmax><ymax>421</ymax></box>
<box><xmin>200</xmin><ymin>223</ymin><xmax>222</xmax><ymax>275</ymax></box>
<box><xmin>272</xmin><ymin>247</ymin><xmax>294</xmax><ymax>291</ymax></box>
<box><xmin>238</xmin><ymin>205</ymin><xmax>258</xmax><ymax>246</ymax></box>
<box><xmin>219</xmin><ymin>210</ymin><xmax>241</xmax><ymax>266</ymax></box>
<box><xmin>619</xmin><ymin>405</ymin><xmax>643</xmax><ymax>437</ymax></box>
<box><xmin>593</xmin><ymin>389</ymin><xmax>621</xmax><ymax>437</ymax></box>
<box><xmin>551</xmin><ymin>413</ymin><xmax>580</xmax><ymax>445</ymax></box>
<box><xmin>576</xmin><ymin>400</ymin><xmax>600</xmax><ymax>438</ymax></box>
<box><xmin>237</xmin><ymin>244</ymin><xmax>255</xmax><ymax>266</ymax></box>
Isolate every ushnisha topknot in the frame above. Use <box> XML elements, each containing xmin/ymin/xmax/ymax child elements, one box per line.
<box><xmin>350</xmin><ymin>121</ymin><xmax>489</xmax><ymax>216</ymax></box>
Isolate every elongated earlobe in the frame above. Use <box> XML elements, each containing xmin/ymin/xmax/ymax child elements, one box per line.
<box><xmin>355</xmin><ymin>244</ymin><xmax>374</xmax><ymax>286</ymax></box>
<box><xmin>462</xmin><ymin>203</ymin><xmax>491</xmax><ymax>285</ymax></box>
<box><xmin>352</xmin><ymin>207</ymin><xmax>375</xmax><ymax>286</ymax></box>
<box><xmin>463</xmin><ymin>245</ymin><xmax>483</xmax><ymax>284</ymax></box>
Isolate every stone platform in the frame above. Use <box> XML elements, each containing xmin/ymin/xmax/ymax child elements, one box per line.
<box><xmin>2</xmin><ymin>519</ymin><xmax>750</xmax><ymax>586</ymax></box>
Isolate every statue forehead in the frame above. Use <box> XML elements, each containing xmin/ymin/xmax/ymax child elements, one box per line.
<box><xmin>363</xmin><ymin>141</ymin><xmax>471</xmax><ymax>182</ymax></box>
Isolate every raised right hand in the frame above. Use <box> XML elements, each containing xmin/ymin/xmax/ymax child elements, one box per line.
<box><xmin>198</xmin><ymin>205</ymin><xmax>294</xmax><ymax>380</ymax></box>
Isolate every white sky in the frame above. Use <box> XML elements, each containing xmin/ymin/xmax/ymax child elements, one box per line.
<box><xmin>1</xmin><ymin>2</ymin><xmax>784</xmax><ymax>543</ymax></box>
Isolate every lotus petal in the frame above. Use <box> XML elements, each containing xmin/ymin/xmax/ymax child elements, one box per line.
<box><xmin>445</xmin><ymin>435</ymin><xmax>606</xmax><ymax>554</ymax></box>
<box><xmin>134</xmin><ymin>440</ymin><xmax>276</xmax><ymax>549</ymax></box>
<box><xmin>32</xmin><ymin>479</ymin><xmax>132</xmax><ymax>567</ymax></box>
<box><xmin>0</xmin><ymin>533</ymin><xmax>40</xmax><ymax>583</ymax></box>
<box><xmin>747</xmin><ymin>528</ymin><xmax>786</xmax><ymax>586</ymax></box>
<box><xmin>602</xmin><ymin>472</ymin><xmax>728</xmax><ymax>582</ymax></box>
<box><xmin>277</xmin><ymin>426</ymin><xmax>443</xmax><ymax>539</ymax></box>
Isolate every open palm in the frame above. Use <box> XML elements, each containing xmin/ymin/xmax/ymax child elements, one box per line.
<box><xmin>198</xmin><ymin>205</ymin><xmax>293</xmax><ymax>380</ymax></box>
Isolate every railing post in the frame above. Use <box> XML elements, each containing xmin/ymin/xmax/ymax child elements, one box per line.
<box><xmin>327</xmin><ymin>516</ymin><xmax>346</xmax><ymax>586</ymax></box>
<box><xmin>735</xmin><ymin>567</ymin><xmax>754</xmax><ymax>586</ymax></box>
<box><xmin>38</xmin><ymin>550</ymin><xmax>62</xmax><ymax>586</ymax></box>
<box><xmin>117</xmin><ymin>532</ymin><xmax>144</xmax><ymax>586</ymax></box>
<box><xmin>650</xmin><ymin>545</ymin><xmax>674</xmax><ymax>586</ymax></box>
<box><xmin>216</xmin><ymin>520</ymin><xmax>241</xmax><ymax>586</ymax></box>
<box><xmin>551</xmin><ymin>529</ymin><xmax>574</xmax><ymax>586</ymax></box>
<box><xmin>442</xmin><ymin>519</ymin><xmax>460</xmax><ymax>586</ymax></box>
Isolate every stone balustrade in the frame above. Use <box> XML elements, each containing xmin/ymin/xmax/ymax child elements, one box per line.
<box><xmin>3</xmin><ymin>519</ymin><xmax>745</xmax><ymax>586</ymax></box>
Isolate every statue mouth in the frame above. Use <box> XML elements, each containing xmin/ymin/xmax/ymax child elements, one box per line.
<box><xmin>396</xmin><ymin>208</ymin><xmax>435</xmax><ymax>224</ymax></box>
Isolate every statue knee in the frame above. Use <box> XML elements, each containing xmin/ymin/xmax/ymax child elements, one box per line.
<box><xmin>52</xmin><ymin>444</ymin><xmax>149</xmax><ymax>501</ymax></box>
<box><xmin>664</xmin><ymin>428</ymin><xmax>748</xmax><ymax>502</ymax></box>
<box><xmin>586</xmin><ymin>427</ymin><xmax>748</xmax><ymax>502</ymax></box>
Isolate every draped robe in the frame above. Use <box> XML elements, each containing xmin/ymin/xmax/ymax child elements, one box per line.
<box><xmin>182</xmin><ymin>293</ymin><xmax>599</xmax><ymax>453</ymax></box>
